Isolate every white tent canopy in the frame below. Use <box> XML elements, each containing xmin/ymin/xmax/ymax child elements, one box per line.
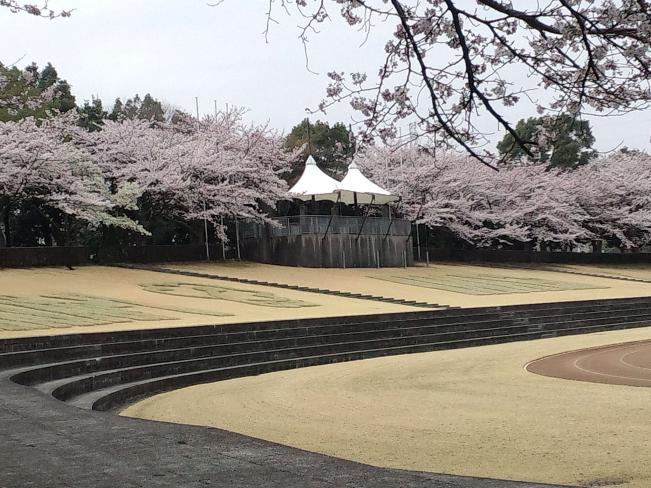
<box><xmin>336</xmin><ymin>161</ymin><xmax>399</xmax><ymax>205</ymax></box>
<box><xmin>287</xmin><ymin>155</ymin><xmax>340</xmax><ymax>202</ymax></box>
<box><xmin>286</xmin><ymin>156</ymin><xmax>399</xmax><ymax>205</ymax></box>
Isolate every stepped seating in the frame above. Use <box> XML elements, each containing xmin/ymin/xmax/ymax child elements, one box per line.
<box><xmin>2</xmin><ymin>296</ymin><xmax>651</xmax><ymax>414</ymax></box>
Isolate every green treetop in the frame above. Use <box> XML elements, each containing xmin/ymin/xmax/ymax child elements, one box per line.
<box><xmin>497</xmin><ymin>114</ymin><xmax>596</xmax><ymax>168</ymax></box>
<box><xmin>285</xmin><ymin>119</ymin><xmax>354</xmax><ymax>183</ymax></box>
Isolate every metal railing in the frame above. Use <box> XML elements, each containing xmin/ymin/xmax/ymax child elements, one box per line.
<box><xmin>240</xmin><ymin>215</ymin><xmax>411</xmax><ymax>239</ymax></box>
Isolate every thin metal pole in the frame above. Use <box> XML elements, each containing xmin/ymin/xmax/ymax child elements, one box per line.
<box><xmin>195</xmin><ymin>97</ymin><xmax>210</xmax><ymax>262</ymax></box>
<box><xmin>203</xmin><ymin>201</ymin><xmax>210</xmax><ymax>261</ymax></box>
<box><xmin>307</xmin><ymin>118</ymin><xmax>312</xmax><ymax>155</ymax></box>
<box><xmin>376</xmin><ymin>248</ymin><xmax>380</xmax><ymax>269</ymax></box>
<box><xmin>221</xmin><ymin>215</ymin><xmax>226</xmax><ymax>260</ymax></box>
<box><xmin>235</xmin><ymin>217</ymin><xmax>241</xmax><ymax>261</ymax></box>
<box><xmin>416</xmin><ymin>223</ymin><xmax>421</xmax><ymax>261</ymax></box>
<box><xmin>426</xmin><ymin>250</ymin><xmax>430</xmax><ymax>267</ymax></box>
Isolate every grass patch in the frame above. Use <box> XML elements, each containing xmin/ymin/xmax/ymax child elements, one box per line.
<box><xmin>0</xmin><ymin>294</ymin><xmax>230</xmax><ymax>331</ymax></box>
<box><xmin>141</xmin><ymin>282</ymin><xmax>318</xmax><ymax>308</ymax></box>
<box><xmin>370</xmin><ymin>273</ymin><xmax>604</xmax><ymax>295</ymax></box>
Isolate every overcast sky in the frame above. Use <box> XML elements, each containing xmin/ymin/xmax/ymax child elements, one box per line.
<box><xmin>1</xmin><ymin>0</ymin><xmax>649</xmax><ymax>153</ymax></box>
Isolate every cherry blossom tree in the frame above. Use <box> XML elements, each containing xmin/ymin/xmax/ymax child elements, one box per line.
<box><xmin>573</xmin><ymin>152</ymin><xmax>651</xmax><ymax>249</ymax></box>
<box><xmin>0</xmin><ymin>113</ymin><xmax>145</xmax><ymax>246</ymax></box>
<box><xmin>77</xmin><ymin>107</ymin><xmax>294</xmax><ymax>241</ymax></box>
<box><xmin>356</xmin><ymin>145</ymin><xmax>651</xmax><ymax>251</ymax></box>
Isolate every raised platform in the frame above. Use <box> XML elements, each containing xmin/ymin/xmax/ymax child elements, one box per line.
<box><xmin>240</xmin><ymin>215</ymin><xmax>414</xmax><ymax>268</ymax></box>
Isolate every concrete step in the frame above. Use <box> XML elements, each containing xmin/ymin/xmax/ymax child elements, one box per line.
<box><xmin>16</xmin><ymin>310</ymin><xmax>651</xmax><ymax>408</ymax></box>
<box><xmin>4</xmin><ymin>301</ymin><xmax>651</xmax><ymax>368</ymax></box>
<box><xmin>76</xmin><ymin>317</ymin><xmax>651</xmax><ymax>412</ymax></box>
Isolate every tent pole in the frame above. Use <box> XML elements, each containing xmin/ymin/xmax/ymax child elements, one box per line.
<box><xmin>383</xmin><ymin>216</ymin><xmax>394</xmax><ymax>241</ymax></box>
<box><xmin>355</xmin><ymin>195</ymin><xmax>374</xmax><ymax>241</ymax></box>
<box><xmin>322</xmin><ymin>193</ymin><xmax>340</xmax><ymax>240</ymax></box>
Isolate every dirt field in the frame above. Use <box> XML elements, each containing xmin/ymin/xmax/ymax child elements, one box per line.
<box><xmin>124</xmin><ymin>327</ymin><xmax>651</xmax><ymax>488</ymax></box>
<box><xmin>549</xmin><ymin>263</ymin><xmax>651</xmax><ymax>282</ymax></box>
<box><xmin>167</xmin><ymin>261</ymin><xmax>651</xmax><ymax>308</ymax></box>
<box><xmin>0</xmin><ymin>266</ymin><xmax>416</xmax><ymax>339</ymax></box>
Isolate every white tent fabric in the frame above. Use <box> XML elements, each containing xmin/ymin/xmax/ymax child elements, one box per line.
<box><xmin>336</xmin><ymin>161</ymin><xmax>399</xmax><ymax>204</ymax></box>
<box><xmin>287</xmin><ymin>156</ymin><xmax>399</xmax><ymax>204</ymax></box>
<box><xmin>287</xmin><ymin>155</ymin><xmax>341</xmax><ymax>202</ymax></box>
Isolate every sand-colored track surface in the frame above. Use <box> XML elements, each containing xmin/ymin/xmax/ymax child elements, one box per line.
<box><xmin>167</xmin><ymin>261</ymin><xmax>651</xmax><ymax>308</ymax></box>
<box><xmin>0</xmin><ymin>266</ymin><xmax>416</xmax><ymax>339</ymax></box>
<box><xmin>527</xmin><ymin>340</ymin><xmax>651</xmax><ymax>387</ymax></box>
<box><xmin>124</xmin><ymin>327</ymin><xmax>651</xmax><ymax>488</ymax></box>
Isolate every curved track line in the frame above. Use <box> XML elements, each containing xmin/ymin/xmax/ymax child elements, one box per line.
<box><xmin>527</xmin><ymin>340</ymin><xmax>651</xmax><ymax>387</ymax></box>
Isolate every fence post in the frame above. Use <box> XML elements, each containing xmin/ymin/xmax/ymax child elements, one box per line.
<box><xmin>377</xmin><ymin>248</ymin><xmax>380</xmax><ymax>269</ymax></box>
<box><xmin>426</xmin><ymin>250</ymin><xmax>430</xmax><ymax>267</ymax></box>
<box><xmin>403</xmin><ymin>249</ymin><xmax>407</xmax><ymax>268</ymax></box>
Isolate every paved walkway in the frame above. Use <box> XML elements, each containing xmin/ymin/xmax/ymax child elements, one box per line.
<box><xmin>0</xmin><ymin>372</ymin><xmax>569</xmax><ymax>488</ymax></box>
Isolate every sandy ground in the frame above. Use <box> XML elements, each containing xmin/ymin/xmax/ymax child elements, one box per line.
<box><xmin>549</xmin><ymin>264</ymin><xmax>651</xmax><ymax>282</ymax></box>
<box><xmin>0</xmin><ymin>266</ymin><xmax>416</xmax><ymax>339</ymax></box>
<box><xmin>124</xmin><ymin>327</ymin><xmax>651</xmax><ymax>488</ymax></box>
<box><xmin>167</xmin><ymin>261</ymin><xmax>651</xmax><ymax>308</ymax></box>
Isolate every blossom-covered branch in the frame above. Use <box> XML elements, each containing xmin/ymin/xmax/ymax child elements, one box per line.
<box><xmin>261</xmin><ymin>1</ymin><xmax>651</xmax><ymax>168</ymax></box>
<box><xmin>0</xmin><ymin>0</ymin><xmax>71</xmax><ymax>18</ymax></box>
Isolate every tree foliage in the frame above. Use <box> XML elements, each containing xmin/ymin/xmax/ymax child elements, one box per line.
<box><xmin>497</xmin><ymin>115</ymin><xmax>596</xmax><ymax>168</ymax></box>
<box><xmin>260</xmin><ymin>1</ymin><xmax>651</xmax><ymax>167</ymax></box>
<box><xmin>0</xmin><ymin>103</ymin><xmax>294</xmax><ymax>248</ymax></box>
<box><xmin>0</xmin><ymin>62</ymin><xmax>75</xmax><ymax>122</ymax></box>
<box><xmin>0</xmin><ymin>1</ymin><xmax>71</xmax><ymax>18</ymax></box>
<box><xmin>0</xmin><ymin>113</ymin><xmax>144</xmax><ymax>246</ymax></box>
<box><xmin>285</xmin><ymin>118</ymin><xmax>353</xmax><ymax>181</ymax></box>
<box><xmin>5</xmin><ymin>2</ymin><xmax>650</xmax><ymax>166</ymax></box>
<box><xmin>108</xmin><ymin>93</ymin><xmax>166</xmax><ymax>122</ymax></box>
<box><xmin>77</xmin><ymin>97</ymin><xmax>108</xmax><ymax>132</ymax></box>
<box><xmin>358</xmin><ymin>146</ymin><xmax>651</xmax><ymax>251</ymax></box>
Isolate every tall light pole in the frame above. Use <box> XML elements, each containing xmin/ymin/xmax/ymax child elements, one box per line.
<box><xmin>195</xmin><ymin>97</ymin><xmax>210</xmax><ymax>261</ymax></box>
<box><xmin>214</xmin><ymin>99</ymin><xmax>226</xmax><ymax>261</ymax></box>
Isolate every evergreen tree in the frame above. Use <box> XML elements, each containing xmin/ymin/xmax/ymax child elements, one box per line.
<box><xmin>497</xmin><ymin>114</ymin><xmax>596</xmax><ymax>168</ymax></box>
<box><xmin>0</xmin><ymin>61</ymin><xmax>76</xmax><ymax>121</ymax></box>
<box><xmin>78</xmin><ymin>97</ymin><xmax>108</xmax><ymax>132</ymax></box>
<box><xmin>108</xmin><ymin>93</ymin><xmax>165</xmax><ymax>122</ymax></box>
<box><xmin>285</xmin><ymin>119</ymin><xmax>353</xmax><ymax>182</ymax></box>
<box><xmin>38</xmin><ymin>63</ymin><xmax>58</xmax><ymax>90</ymax></box>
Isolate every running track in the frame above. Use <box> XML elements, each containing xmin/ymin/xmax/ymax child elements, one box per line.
<box><xmin>527</xmin><ymin>340</ymin><xmax>651</xmax><ymax>387</ymax></box>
